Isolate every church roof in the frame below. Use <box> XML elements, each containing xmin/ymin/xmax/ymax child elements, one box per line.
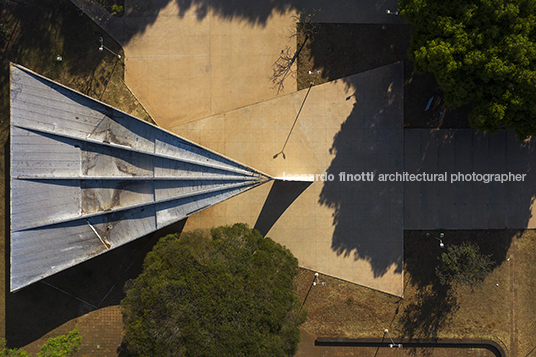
<box><xmin>10</xmin><ymin>64</ymin><xmax>271</xmax><ymax>291</ymax></box>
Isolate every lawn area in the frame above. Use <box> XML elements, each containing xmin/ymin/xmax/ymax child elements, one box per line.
<box><xmin>296</xmin><ymin>229</ymin><xmax>536</xmax><ymax>356</ymax></box>
<box><xmin>0</xmin><ymin>0</ymin><xmax>153</xmax><ymax>342</ymax></box>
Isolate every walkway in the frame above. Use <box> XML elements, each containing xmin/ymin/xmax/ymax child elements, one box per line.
<box><xmin>404</xmin><ymin>129</ymin><xmax>536</xmax><ymax>230</ymax></box>
<box><xmin>70</xmin><ymin>0</ymin><xmax>404</xmax><ymax>128</ymax></box>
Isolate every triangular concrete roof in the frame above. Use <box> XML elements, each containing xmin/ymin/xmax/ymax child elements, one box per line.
<box><xmin>9</xmin><ymin>64</ymin><xmax>271</xmax><ymax>291</ymax></box>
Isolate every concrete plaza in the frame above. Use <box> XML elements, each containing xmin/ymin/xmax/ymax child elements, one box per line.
<box><xmin>70</xmin><ymin>0</ymin><xmax>536</xmax><ymax>299</ymax></box>
<box><xmin>173</xmin><ymin>63</ymin><xmax>405</xmax><ymax>296</ymax></box>
<box><xmin>71</xmin><ymin>0</ymin><xmax>407</xmax><ymax>296</ymax></box>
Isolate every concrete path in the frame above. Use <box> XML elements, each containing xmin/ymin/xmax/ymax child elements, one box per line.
<box><xmin>404</xmin><ymin>129</ymin><xmax>536</xmax><ymax>230</ymax></box>
<box><xmin>172</xmin><ymin>62</ymin><xmax>405</xmax><ymax>296</ymax></box>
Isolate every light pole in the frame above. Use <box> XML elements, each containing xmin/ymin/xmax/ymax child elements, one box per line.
<box><xmin>427</xmin><ymin>232</ymin><xmax>445</xmax><ymax>248</ymax></box>
<box><xmin>384</xmin><ymin>329</ymin><xmax>402</xmax><ymax>348</ymax></box>
<box><xmin>299</xmin><ymin>273</ymin><xmax>325</xmax><ymax>314</ymax></box>
<box><xmin>312</xmin><ymin>272</ymin><xmax>325</xmax><ymax>286</ymax></box>
<box><xmin>99</xmin><ymin>37</ymin><xmax>121</xmax><ymax>59</ymax></box>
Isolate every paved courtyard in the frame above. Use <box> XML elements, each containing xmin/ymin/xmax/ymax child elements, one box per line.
<box><xmin>70</xmin><ymin>0</ymin><xmax>536</xmax><ymax>297</ymax></box>
<box><xmin>71</xmin><ymin>0</ymin><xmax>407</xmax><ymax>296</ymax></box>
<box><xmin>405</xmin><ymin>129</ymin><xmax>536</xmax><ymax>230</ymax></box>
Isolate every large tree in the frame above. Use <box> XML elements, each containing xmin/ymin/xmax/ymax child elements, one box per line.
<box><xmin>121</xmin><ymin>224</ymin><xmax>306</xmax><ymax>357</ymax></box>
<box><xmin>435</xmin><ymin>242</ymin><xmax>494</xmax><ymax>289</ymax></box>
<box><xmin>400</xmin><ymin>0</ymin><xmax>536</xmax><ymax>140</ymax></box>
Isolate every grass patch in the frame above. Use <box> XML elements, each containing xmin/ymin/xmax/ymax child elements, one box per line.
<box><xmin>296</xmin><ymin>229</ymin><xmax>536</xmax><ymax>355</ymax></box>
<box><xmin>515</xmin><ymin>231</ymin><xmax>536</xmax><ymax>355</ymax></box>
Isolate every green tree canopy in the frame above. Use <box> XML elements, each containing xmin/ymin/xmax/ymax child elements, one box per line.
<box><xmin>120</xmin><ymin>223</ymin><xmax>306</xmax><ymax>357</ymax></box>
<box><xmin>400</xmin><ymin>0</ymin><xmax>536</xmax><ymax>140</ymax></box>
<box><xmin>0</xmin><ymin>328</ymin><xmax>81</xmax><ymax>357</ymax></box>
<box><xmin>435</xmin><ymin>242</ymin><xmax>494</xmax><ymax>289</ymax></box>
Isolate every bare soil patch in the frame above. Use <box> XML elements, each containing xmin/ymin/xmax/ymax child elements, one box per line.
<box><xmin>295</xmin><ymin>229</ymin><xmax>536</xmax><ymax>356</ymax></box>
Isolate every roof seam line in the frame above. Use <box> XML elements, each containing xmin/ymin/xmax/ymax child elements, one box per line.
<box><xmin>14</xmin><ymin>124</ymin><xmax>258</xmax><ymax>177</ymax></box>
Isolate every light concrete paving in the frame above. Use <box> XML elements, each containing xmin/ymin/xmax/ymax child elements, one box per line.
<box><xmin>172</xmin><ymin>63</ymin><xmax>405</xmax><ymax>296</ymax></box>
<box><xmin>72</xmin><ymin>0</ymin><xmax>298</xmax><ymax>128</ymax></box>
<box><xmin>71</xmin><ymin>0</ymin><xmax>404</xmax><ymax>130</ymax></box>
<box><xmin>123</xmin><ymin>2</ymin><xmax>298</xmax><ymax>128</ymax></box>
<box><xmin>68</xmin><ymin>0</ymin><xmax>536</xmax><ymax>297</ymax></box>
<box><xmin>404</xmin><ymin>129</ymin><xmax>536</xmax><ymax>230</ymax></box>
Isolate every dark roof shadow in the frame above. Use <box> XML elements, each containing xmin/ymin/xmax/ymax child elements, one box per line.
<box><xmin>254</xmin><ymin>180</ymin><xmax>312</xmax><ymax>237</ymax></box>
<box><xmin>5</xmin><ymin>216</ymin><xmax>187</xmax><ymax>348</ymax></box>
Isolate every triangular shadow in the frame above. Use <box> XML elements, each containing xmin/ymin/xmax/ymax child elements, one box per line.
<box><xmin>254</xmin><ymin>180</ymin><xmax>312</xmax><ymax>236</ymax></box>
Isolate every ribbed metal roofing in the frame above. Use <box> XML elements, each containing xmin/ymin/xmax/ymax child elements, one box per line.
<box><xmin>10</xmin><ymin>64</ymin><xmax>271</xmax><ymax>292</ymax></box>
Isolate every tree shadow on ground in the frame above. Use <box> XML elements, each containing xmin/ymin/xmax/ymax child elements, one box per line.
<box><xmin>307</xmin><ymin>21</ymin><xmax>536</xmax><ymax>281</ymax></box>
<box><xmin>400</xmin><ymin>283</ymin><xmax>459</xmax><ymax>340</ymax></box>
<box><xmin>400</xmin><ymin>230</ymin><xmax>513</xmax><ymax>339</ymax></box>
<box><xmin>297</xmin><ymin>22</ymin><xmax>472</xmax><ymax>129</ymax></box>
<box><xmin>401</xmin><ymin>232</ymin><xmax>460</xmax><ymax>339</ymax></box>
<box><xmin>318</xmin><ymin>62</ymin><xmax>404</xmax><ymax>278</ymax></box>
<box><xmin>5</xmin><ymin>219</ymin><xmax>187</xmax><ymax>348</ymax></box>
<box><xmin>83</xmin><ymin>0</ymin><xmax>401</xmax><ymax>44</ymax></box>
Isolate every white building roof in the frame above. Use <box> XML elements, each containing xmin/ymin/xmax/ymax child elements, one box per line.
<box><xmin>10</xmin><ymin>64</ymin><xmax>271</xmax><ymax>291</ymax></box>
